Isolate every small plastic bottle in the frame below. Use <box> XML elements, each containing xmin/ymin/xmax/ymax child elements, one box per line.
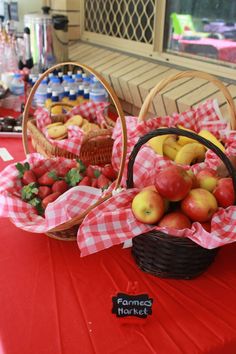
<box><xmin>77</xmin><ymin>85</ymin><xmax>84</xmax><ymax>104</ymax></box>
<box><xmin>10</xmin><ymin>73</ymin><xmax>25</xmax><ymax>96</ymax></box>
<box><xmin>67</xmin><ymin>70</ymin><xmax>73</xmax><ymax>78</ymax></box>
<box><xmin>83</xmin><ymin>88</ymin><xmax>90</xmax><ymax>103</ymax></box>
<box><xmin>45</xmin><ymin>87</ymin><xmax>52</xmax><ymax>110</ymax></box>
<box><xmin>62</xmin><ymin>86</ymin><xmax>70</xmax><ymax>104</ymax></box>
<box><xmin>82</xmin><ymin>73</ymin><xmax>91</xmax><ymax>89</ymax></box>
<box><xmin>89</xmin><ymin>77</ymin><xmax>109</xmax><ymax>103</ymax></box>
<box><xmin>75</xmin><ymin>70</ymin><xmax>83</xmax><ymax>84</ymax></box>
<box><xmin>51</xmin><ymin>91</ymin><xmax>62</xmax><ymax>115</ymax></box>
<box><xmin>67</xmin><ymin>77</ymin><xmax>77</xmax><ymax>92</ymax></box>
<box><xmin>34</xmin><ymin>78</ymin><xmax>48</xmax><ymax>106</ymax></box>
<box><xmin>47</xmin><ymin>72</ymin><xmax>54</xmax><ymax>85</ymax></box>
<box><xmin>68</xmin><ymin>90</ymin><xmax>78</xmax><ymax>108</ymax></box>
<box><xmin>58</xmin><ymin>71</ymin><xmax>64</xmax><ymax>83</ymax></box>
<box><xmin>61</xmin><ymin>74</ymin><xmax>70</xmax><ymax>88</ymax></box>
<box><xmin>28</xmin><ymin>73</ymin><xmax>34</xmax><ymax>86</ymax></box>
<box><xmin>50</xmin><ymin>76</ymin><xmax>64</xmax><ymax>101</ymax></box>
<box><xmin>62</xmin><ymin>86</ymin><xmax>70</xmax><ymax>111</ymax></box>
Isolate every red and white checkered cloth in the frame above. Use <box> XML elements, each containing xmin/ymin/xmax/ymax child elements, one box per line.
<box><xmin>77</xmin><ymin>188</ymin><xmax>236</xmax><ymax>256</ymax></box>
<box><xmin>0</xmin><ymin>153</ymin><xmax>104</xmax><ymax>233</ymax></box>
<box><xmin>2</xmin><ymin>99</ymin><xmax>236</xmax><ymax>257</ymax></box>
<box><xmin>34</xmin><ymin>101</ymin><xmax>109</xmax><ymax>156</ymax></box>
<box><xmin>112</xmin><ymin>99</ymin><xmax>233</xmax><ymax>187</ymax></box>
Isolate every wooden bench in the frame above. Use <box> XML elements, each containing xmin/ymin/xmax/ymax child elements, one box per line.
<box><xmin>69</xmin><ymin>41</ymin><xmax>236</xmax><ymax>122</ymax></box>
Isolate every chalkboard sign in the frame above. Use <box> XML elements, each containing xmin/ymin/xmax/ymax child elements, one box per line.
<box><xmin>112</xmin><ymin>293</ymin><xmax>153</xmax><ymax>318</ymax></box>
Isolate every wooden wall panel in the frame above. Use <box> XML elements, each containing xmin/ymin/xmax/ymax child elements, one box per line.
<box><xmin>163</xmin><ymin>78</ymin><xmax>208</xmax><ymax>115</ymax></box>
<box><xmin>110</xmin><ymin>60</ymin><xmax>145</xmax><ymax>100</ymax></box>
<box><xmin>50</xmin><ymin>0</ymin><xmax>67</xmax><ymax>10</ymax></box>
<box><xmin>129</xmin><ymin>65</ymin><xmax>172</xmax><ymax>109</ymax></box>
<box><xmin>68</xmin><ymin>26</ymin><xmax>80</xmax><ymax>41</ymax></box>
<box><xmin>119</xmin><ymin>62</ymin><xmax>155</xmax><ymax>105</ymax></box>
<box><xmin>68</xmin><ymin>42</ymin><xmax>236</xmax><ymax>118</ymax></box>
<box><xmin>51</xmin><ymin>0</ymin><xmax>80</xmax><ymax>41</ymax></box>
<box><xmin>67</xmin><ymin>0</ymin><xmax>80</xmax><ymax>10</ymax></box>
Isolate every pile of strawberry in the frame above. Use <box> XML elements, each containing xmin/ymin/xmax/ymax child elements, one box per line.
<box><xmin>16</xmin><ymin>160</ymin><xmax>117</xmax><ymax>216</ymax></box>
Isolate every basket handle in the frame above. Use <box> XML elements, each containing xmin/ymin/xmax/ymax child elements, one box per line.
<box><xmin>22</xmin><ymin>62</ymin><xmax>127</xmax><ymax>190</ymax></box>
<box><xmin>138</xmin><ymin>70</ymin><xmax>236</xmax><ymax>130</ymax></box>
<box><xmin>126</xmin><ymin>127</ymin><xmax>236</xmax><ymax>201</ymax></box>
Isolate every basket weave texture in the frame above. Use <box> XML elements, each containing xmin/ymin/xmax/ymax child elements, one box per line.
<box><xmin>132</xmin><ymin>231</ymin><xmax>218</xmax><ymax>279</ymax></box>
<box><xmin>127</xmin><ymin>70</ymin><xmax>236</xmax><ymax>279</ymax></box>
<box><xmin>21</xmin><ymin>62</ymin><xmax>127</xmax><ymax>241</ymax></box>
<box><xmin>27</xmin><ymin>111</ymin><xmax>115</xmax><ymax>166</ymax></box>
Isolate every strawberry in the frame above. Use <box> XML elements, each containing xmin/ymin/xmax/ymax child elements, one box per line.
<box><xmin>32</xmin><ymin>165</ymin><xmax>49</xmax><ymax>178</ymax></box>
<box><xmin>65</xmin><ymin>168</ymin><xmax>82</xmax><ymax>187</ymax></box>
<box><xmin>22</xmin><ymin>170</ymin><xmax>37</xmax><ymax>185</ymax></box>
<box><xmin>28</xmin><ymin>197</ymin><xmax>44</xmax><ymax>216</ymax></box>
<box><xmin>102</xmin><ymin>165</ymin><xmax>117</xmax><ymax>181</ymax></box>
<box><xmin>42</xmin><ymin>192</ymin><xmax>61</xmax><ymax>209</ymax></box>
<box><xmin>86</xmin><ymin>166</ymin><xmax>101</xmax><ymax>178</ymax></box>
<box><xmin>97</xmin><ymin>174</ymin><xmax>111</xmax><ymax>190</ymax></box>
<box><xmin>52</xmin><ymin>180</ymin><xmax>69</xmax><ymax>194</ymax></box>
<box><xmin>37</xmin><ymin>186</ymin><xmax>52</xmax><ymax>199</ymax></box>
<box><xmin>57</xmin><ymin>165</ymin><xmax>74</xmax><ymax>177</ymax></box>
<box><xmin>21</xmin><ymin>182</ymin><xmax>38</xmax><ymax>201</ymax></box>
<box><xmin>38</xmin><ymin>170</ymin><xmax>58</xmax><ymax>186</ymax></box>
<box><xmin>15</xmin><ymin>162</ymin><xmax>30</xmax><ymax>178</ymax></box>
<box><xmin>79</xmin><ymin>176</ymin><xmax>91</xmax><ymax>186</ymax></box>
<box><xmin>91</xmin><ymin>178</ymin><xmax>98</xmax><ymax>188</ymax></box>
<box><xmin>76</xmin><ymin>159</ymin><xmax>86</xmax><ymax>173</ymax></box>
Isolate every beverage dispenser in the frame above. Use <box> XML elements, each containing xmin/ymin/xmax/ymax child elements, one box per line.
<box><xmin>24</xmin><ymin>7</ymin><xmax>68</xmax><ymax>73</ymax></box>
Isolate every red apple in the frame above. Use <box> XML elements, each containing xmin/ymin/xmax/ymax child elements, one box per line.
<box><xmin>213</xmin><ymin>177</ymin><xmax>235</xmax><ymax>208</ymax></box>
<box><xmin>158</xmin><ymin>211</ymin><xmax>192</xmax><ymax>229</ymax></box>
<box><xmin>131</xmin><ymin>189</ymin><xmax>165</xmax><ymax>224</ymax></box>
<box><xmin>195</xmin><ymin>168</ymin><xmax>218</xmax><ymax>192</ymax></box>
<box><xmin>181</xmin><ymin>188</ymin><xmax>218</xmax><ymax>222</ymax></box>
<box><xmin>155</xmin><ymin>165</ymin><xmax>192</xmax><ymax>201</ymax></box>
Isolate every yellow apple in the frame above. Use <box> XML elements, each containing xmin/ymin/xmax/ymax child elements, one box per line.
<box><xmin>131</xmin><ymin>189</ymin><xmax>165</xmax><ymax>224</ymax></box>
<box><xmin>195</xmin><ymin>168</ymin><xmax>218</xmax><ymax>192</ymax></box>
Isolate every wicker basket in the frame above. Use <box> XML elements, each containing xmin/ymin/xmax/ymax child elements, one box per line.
<box><xmin>22</xmin><ymin>62</ymin><xmax>119</xmax><ymax>166</ymax></box>
<box><xmin>126</xmin><ymin>70</ymin><xmax>236</xmax><ymax>279</ymax></box>
<box><xmin>21</xmin><ymin>62</ymin><xmax>128</xmax><ymax>241</ymax></box>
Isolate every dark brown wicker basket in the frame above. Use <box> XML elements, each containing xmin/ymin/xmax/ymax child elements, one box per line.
<box><xmin>127</xmin><ymin>127</ymin><xmax>236</xmax><ymax>279</ymax></box>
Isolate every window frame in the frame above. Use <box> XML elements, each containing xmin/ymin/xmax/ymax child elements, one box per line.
<box><xmin>80</xmin><ymin>0</ymin><xmax>236</xmax><ymax>81</ymax></box>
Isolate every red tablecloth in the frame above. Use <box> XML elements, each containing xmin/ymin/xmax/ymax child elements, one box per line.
<box><xmin>1</xmin><ymin>138</ymin><xmax>236</xmax><ymax>354</ymax></box>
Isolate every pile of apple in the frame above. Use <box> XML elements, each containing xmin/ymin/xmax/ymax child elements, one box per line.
<box><xmin>131</xmin><ymin>165</ymin><xmax>234</xmax><ymax>231</ymax></box>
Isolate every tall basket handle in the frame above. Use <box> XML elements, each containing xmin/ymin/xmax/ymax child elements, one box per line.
<box><xmin>138</xmin><ymin>70</ymin><xmax>236</xmax><ymax>130</ymax></box>
<box><xmin>22</xmin><ymin>62</ymin><xmax>127</xmax><ymax>190</ymax></box>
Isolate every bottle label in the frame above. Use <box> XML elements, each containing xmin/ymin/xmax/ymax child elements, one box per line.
<box><xmin>89</xmin><ymin>91</ymin><xmax>108</xmax><ymax>102</ymax></box>
<box><xmin>10</xmin><ymin>84</ymin><xmax>25</xmax><ymax>96</ymax></box>
<box><xmin>35</xmin><ymin>92</ymin><xmax>47</xmax><ymax>105</ymax></box>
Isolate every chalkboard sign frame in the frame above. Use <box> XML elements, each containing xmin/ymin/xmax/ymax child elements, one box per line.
<box><xmin>112</xmin><ymin>292</ymin><xmax>153</xmax><ymax>318</ymax></box>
